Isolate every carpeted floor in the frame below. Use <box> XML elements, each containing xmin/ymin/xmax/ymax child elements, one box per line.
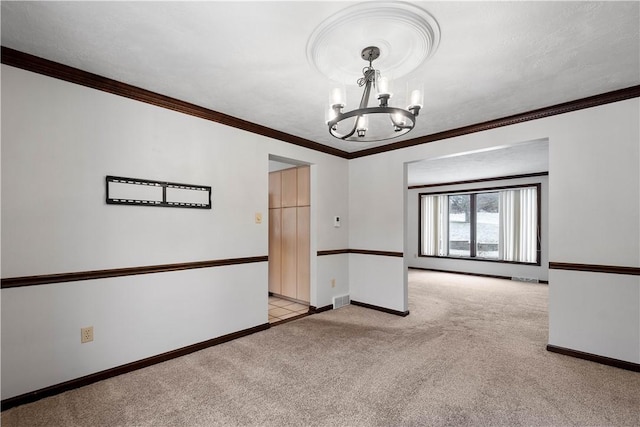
<box><xmin>3</xmin><ymin>270</ymin><xmax>639</xmax><ymax>426</ymax></box>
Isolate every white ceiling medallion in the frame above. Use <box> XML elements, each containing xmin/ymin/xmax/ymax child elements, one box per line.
<box><xmin>306</xmin><ymin>2</ymin><xmax>441</xmax><ymax>83</ymax></box>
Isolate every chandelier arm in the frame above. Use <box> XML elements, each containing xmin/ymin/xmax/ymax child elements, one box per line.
<box><xmin>358</xmin><ymin>75</ymin><xmax>373</xmax><ymax>109</ymax></box>
<box><xmin>329</xmin><ymin>107</ymin><xmax>415</xmax><ymax>122</ymax></box>
<box><xmin>340</xmin><ymin>116</ymin><xmax>359</xmax><ymax>140</ymax></box>
<box><xmin>328</xmin><ymin>107</ymin><xmax>416</xmax><ymax>140</ymax></box>
<box><xmin>330</xmin><ymin>107</ymin><xmax>415</xmax><ymax>121</ymax></box>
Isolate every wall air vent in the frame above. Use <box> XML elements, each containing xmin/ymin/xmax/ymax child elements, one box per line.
<box><xmin>332</xmin><ymin>294</ymin><xmax>350</xmax><ymax>309</ymax></box>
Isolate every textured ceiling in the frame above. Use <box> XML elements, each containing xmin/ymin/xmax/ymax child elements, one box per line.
<box><xmin>1</xmin><ymin>1</ymin><xmax>639</xmax><ymax>159</ymax></box>
<box><xmin>407</xmin><ymin>139</ymin><xmax>549</xmax><ymax>187</ymax></box>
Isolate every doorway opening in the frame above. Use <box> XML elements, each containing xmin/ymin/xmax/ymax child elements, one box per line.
<box><xmin>268</xmin><ymin>156</ymin><xmax>312</xmax><ymax>324</ymax></box>
<box><xmin>403</xmin><ymin>138</ymin><xmax>550</xmax><ymax>311</ymax></box>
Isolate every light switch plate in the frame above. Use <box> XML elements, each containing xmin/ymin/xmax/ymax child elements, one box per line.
<box><xmin>255</xmin><ymin>212</ymin><xmax>262</xmax><ymax>224</ymax></box>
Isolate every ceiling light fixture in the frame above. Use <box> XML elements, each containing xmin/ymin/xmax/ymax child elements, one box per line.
<box><xmin>326</xmin><ymin>46</ymin><xmax>423</xmax><ymax>142</ymax></box>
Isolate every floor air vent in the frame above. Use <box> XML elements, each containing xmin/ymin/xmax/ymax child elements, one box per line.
<box><xmin>512</xmin><ymin>276</ymin><xmax>539</xmax><ymax>283</ymax></box>
<box><xmin>333</xmin><ymin>294</ymin><xmax>350</xmax><ymax>309</ymax></box>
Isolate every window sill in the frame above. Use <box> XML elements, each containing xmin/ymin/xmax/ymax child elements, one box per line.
<box><xmin>418</xmin><ymin>254</ymin><xmax>541</xmax><ymax>266</ymax></box>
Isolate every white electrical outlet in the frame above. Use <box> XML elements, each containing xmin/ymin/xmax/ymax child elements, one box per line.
<box><xmin>81</xmin><ymin>326</ymin><xmax>94</xmax><ymax>343</ymax></box>
<box><xmin>331</xmin><ymin>278</ymin><xmax>336</xmax><ymax>288</ymax></box>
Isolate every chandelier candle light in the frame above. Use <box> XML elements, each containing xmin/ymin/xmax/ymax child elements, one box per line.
<box><xmin>326</xmin><ymin>46</ymin><xmax>423</xmax><ymax>142</ymax></box>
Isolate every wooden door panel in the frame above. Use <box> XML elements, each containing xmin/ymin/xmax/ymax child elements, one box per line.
<box><xmin>268</xmin><ymin>209</ymin><xmax>282</xmax><ymax>294</ymax></box>
<box><xmin>297</xmin><ymin>166</ymin><xmax>310</xmax><ymax>207</ymax></box>
<box><xmin>281</xmin><ymin>168</ymin><xmax>297</xmax><ymax>207</ymax></box>
<box><xmin>281</xmin><ymin>207</ymin><xmax>297</xmax><ymax>298</ymax></box>
<box><xmin>296</xmin><ymin>206</ymin><xmax>310</xmax><ymax>302</ymax></box>
<box><xmin>268</xmin><ymin>171</ymin><xmax>281</xmax><ymax>209</ymax></box>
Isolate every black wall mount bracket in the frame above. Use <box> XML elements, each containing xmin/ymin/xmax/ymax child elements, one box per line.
<box><xmin>106</xmin><ymin>175</ymin><xmax>211</xmax><ymax>209</ymax></box>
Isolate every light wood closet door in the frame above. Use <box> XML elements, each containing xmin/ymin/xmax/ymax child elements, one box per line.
<box><xmin>269</xmin><ymin>171</ymin><xmax>281</xmax><ymax>208</ymax></box>
<box><xmin>281</xmin><ymin>207</ymin><xmax>298</xmax><ymax>298</ymax></box>
<box><xmin>281</xmin><ymin>168</ymin><xmax>297</xmax><ymax>208</ymax></box>
<box><xmin>297</xmin><ymin>166</ymin><xmax>310</xmax><ymax>207</ymax></box>
<box><xmin>268</xmin><ymin>208</ymin><xmax>281</xmax><ymax>294</ymax></box>
<box><xmin>268</xmin><ymin>166</ymin><xmax>310</xmax><ymax>303</ymax></box>
<box><xmin>296</xmin><ymin>206</ymin><xmax>310</xmax><ymax>302</ymax></box>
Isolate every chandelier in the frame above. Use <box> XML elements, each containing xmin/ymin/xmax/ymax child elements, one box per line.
<box><xmin>326</xmin><ymin>46</ymin><xmax>423</xmax><ymax>142</ymax></box>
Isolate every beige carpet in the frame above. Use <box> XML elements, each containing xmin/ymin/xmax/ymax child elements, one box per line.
<box><xmin>3</xmin><ymin>270</ymin><xmax>639</xmax><ymax>426</ymax></box>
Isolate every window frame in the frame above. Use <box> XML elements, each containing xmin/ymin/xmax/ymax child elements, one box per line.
<box><xmin>418</xmin><ymin>183</ymin><xmax>542</xmax><ymax>266</ymax></box>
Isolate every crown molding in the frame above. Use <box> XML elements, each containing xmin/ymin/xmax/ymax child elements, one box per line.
<box><xmin>0</xmin><ymin>46</ymin><xmax>351</xmax><ymax>159</ymax></box>
<box><xmin>3</xmin><ymin>47</ymin><xmax>638</xmax><ymax>160</ymax></box>
<box><xmin>347</xmin><ymin>85</ymin><xmax>640</xmax><ymax>159</ymax></box>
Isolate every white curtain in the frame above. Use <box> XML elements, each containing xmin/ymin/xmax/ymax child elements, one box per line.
<box><xmin>519</xmin><ymin>187</ymin><xmax>538</xmax><ymax>263</ymax></box>
<box><xmin>499</xmin><ymin>190</ymin><xmax>517</xmax><ymax>261</ymax></box>
<box><xmin>499</xmin><ymin>188</ymin><xmax>537</xmax><ymax>263</ymax></box>
<box><xmin>421</xmin><ymin>195</ymin><xmax>448</xmax><ymax>256</ymax></box>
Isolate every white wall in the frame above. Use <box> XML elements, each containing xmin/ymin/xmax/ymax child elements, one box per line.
<box><xmin>349</xmin><ymin>98</ymin><xmax>639</xmax><ymax>364</ymax></box>
<box><xmin>0</xmin><ymin>65</ymin><xmax>350</xmax><ymax>400</ymax></box>
<box><xmin>317</xmin><ymin>254</ymin><xmax>349</xmax><ymax>308</ymax></box>
<box><xmin>406</xmin><ymin>175</ymin><xmax>549</xmax><ymax>281</ymax></box>
<box><xmin>2</xmin><ymin>64</ymin><xmax>638</xmax><ymax>402</ymax></box>
<box><xmin>1</xmin><ymin>265</ymin><xmax>267</xmax><ymax>398</ymax></box>
<box><xmin>548</xmin><ymin>270</ymin><xmax>639</xmax><ymax>363</ymax></box>
<box><xmin>547</xmin><ymin>99</ymin><xmax>639</xmax><ymax>363</ymax></box>
<box><xmin>348</xmin><ymin>152</ymin><xmax>407</xmax><ymax>312</ymax></box>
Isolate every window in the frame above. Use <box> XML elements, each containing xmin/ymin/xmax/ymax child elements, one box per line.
<box><xmin>420</xmin><ymin>184</ymin><xmax>540</xmax><ymax>264</ymax></box>
<box><xmin>449</xmin><ymin>194</ymin><xmax>471</xmax><ymax>257</ymax></box>
<box><xmin>476</xmin><ymin>192</ymin><xmax>499</xmax><ymax>259</ymax></box>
